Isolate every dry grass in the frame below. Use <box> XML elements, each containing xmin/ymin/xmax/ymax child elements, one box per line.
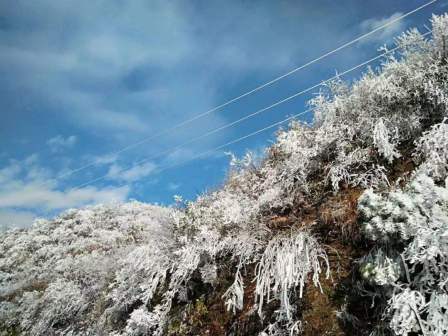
<box><xmin>317</xmin><ymin>188</ymin><xmax>363</xmax><ymax>243</ymax></box>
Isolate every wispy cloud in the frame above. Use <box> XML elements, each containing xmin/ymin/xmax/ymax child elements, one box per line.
<box><xmin>46</xmin><ymin>135</ymin><xmax>77</xmax><ymax>152</ymax></box>
<box><xmin>0</xmin><ymin>182</ymin><xmax>129</xmax><ymax>211</ymax></box>
<box><xmin>0</xmin><ymin>0</ymin><xmax>363</xmax><ymax>145</ymax></box>
<box><xmin>359</xmin><ymin>12</ymin><xmax>407</xmax><ymax>45</ymax></box>
<box><xmin>168</xmin><ymin>182</ymin><xmax>181</xmax><ymax>191</ymax></box>
<box><xmin>0</xmin><ymin>155</ymin><xmax>129</xmax><ymax>228</ymax></box>
<box><xmin>91</xmin><ymin>153</ymin><xmax>119</xmax><ymax>166</ymax></box>
<box><xmin>0</xmin><ymin>0</ymin><xmax>419</xmax><ymax>210</ymax></box>
<box><xmin>106</xmin><ymin>162</ymin><xmax>157</xmax><ymax>183</ymax></box>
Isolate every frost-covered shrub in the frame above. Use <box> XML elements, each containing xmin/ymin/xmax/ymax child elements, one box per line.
<box><xmin>223</xmin><ymin>268</ymin><xmax>244</xmax><ymax>314</ymax></box>
<box><xmin>123</xmin><ymin>307</ymin><xmax>158</xmax><ymax>336</ymax></box>
<box><xmin>20</xmin><ymin>280</ymin><xmax>87</xmax><ymax>335</ymax></box>
<box><xmin>199</xmin><ymin>262</ymin><xmax>218</xmax><ymax>285</ymax></box>
<box><xmin>373</xmin><ymin>118</ymin><xmax>401</xmax><ymax>163</ymax></box>
<box><xmin>425</xmin><ymin>293</ymin><xmax>448</xmax><ymax>335</ymax></box>
<box><xmin>0</xmin><ymin>202</ymin><xmax>176</xmax><ymax>335</ymax></box>
<box><xmin>388</xmin><ymin>289</ymin><xmax>427</xmax><ymax>336</ymax></box>
<box><xmin>259</xmin><ymin>320</ymin><xmax>302</xmax><ymax>336</ymax></box>
<box><xmin>177</xmin><ymin>14</ymin><xmax>448</xmax><ymax>244</ymax></box>
<box><xmin>107</xmin><ymin>245</ymin><xmax>171</xmax><ymax>313</ymax></box>
<box><xmin>359</xmin><ymin>248</ymin><xmax>403</xmax><ymax>286</ymax></box>
<box><xmin>359</xmin><ymin>173</ymin><xmax>448</xmax><ymax>243</ymax></box>
<box><xmin>250</xmin><ymin>15</ymin><xmax>448</xmax><ymax>202</ymax></box>
<box><xmin>358</xmin><ymin>173</ymin><xmax>448</xmax><ymax>335</ymax></box>
<box><xmin>415</xmin><ymin>119</ymin><xmax>448</xmax><ymax>180</ymax></box>
<box><xmin>254</xmin><ymin>232</ymin><xmax>329</xmax><ymax>320</ymax></box>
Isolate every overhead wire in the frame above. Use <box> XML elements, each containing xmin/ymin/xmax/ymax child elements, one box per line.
<box><xmin>70</xmin><ymin>29</ymin><xmax>433</xmax><ymax>190</ymax></box>
<box><xmin>48</xmin><ymin>0</ymin><xmax>437</xmax><ymax>185</ymax></box>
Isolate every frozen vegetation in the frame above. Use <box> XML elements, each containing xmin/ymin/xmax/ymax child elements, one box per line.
<box><xmin>1</xmin><ymin>14</ymin><xmax>448</xmax><ymax>336</ymax></box>
<box><xmin>359</xmin><ymin>173</ymin><xmax>448</xmax><ymax>336</ymax></box>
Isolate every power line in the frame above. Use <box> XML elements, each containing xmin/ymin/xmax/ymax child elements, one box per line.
<box><xmin>74</xmin><ymin>110</ymin><xmax>312</xmax><ymax>191</ymax></box>
<box><xmin>53</xmin><ymin>0</ymin><xmax>437</xmax><ymax>184</ymax></box>
<box><xmin>71</xmin><ymin>28</ymin><xmax>433</xmax><ymax>190</ymax></box>
<box><xmin>150</xmin><ymin>109</ymin><xmax>313</xmax><ymax>176</ymax></box>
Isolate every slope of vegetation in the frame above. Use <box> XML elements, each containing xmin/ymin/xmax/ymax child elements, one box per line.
<box><xmin>1</xmin><ymin>14</ymin><xmax>448</xmax><ymax>336</ymax></box>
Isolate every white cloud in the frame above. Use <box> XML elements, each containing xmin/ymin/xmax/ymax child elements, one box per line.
<box><xmin>0</xmin><ymin>209</ymin><xmax>36</xmax><ymax>230</ymax></box>
<box><xmin>24</xmin><ymin>153</ymin><xmax>39</xmax><ymax>165</ymax></box>
<box><xmin>1</xmin><ymin>154</ymin><xmax>52</xmax><ymax>185</ymax></box>
<box><xmin>46</xmin><ymin>135</ymin><xmax>77</xmax><ymax>152</ymax></box>
<box><xmin>0</xmin><ymin>161</ymin><xmax>21</xmax><ymax>184</ymax></box>
<box><xmin>92</xmin><ymin>153</ymin><xmax>119</xmax><ymax>166</ymax></box>
<box><xmin>0</xmin><ymin>0</ymin><xmax>363</xmax><ymax>145</ymax></box>
<box><xmin>0</xmin><ymin>182</ymin><xmax>129</xmax><ymax>210</ymax></box>
<box><xmin>0</xmin><ymin>156</ymin><xmax>130</xmax><ymax>227</ymax></box>
<box><xmin>107</xmin><ymin>162</ymin><xmax>157</xmax><ymax>182</ymax></box>
<box><xmin>168</xmin><ymin>182</ymin><xmax>181</xmax><ymax>191</ymax></box>
<box><xmin>164</xmin><ymin>148</ymin><xmax>198</xmax><ymax>166</ymax></box>
<box><xmin>359</xmin><ymin>12</ymin><xmax>407</xmax><ymax>45</ymax></box>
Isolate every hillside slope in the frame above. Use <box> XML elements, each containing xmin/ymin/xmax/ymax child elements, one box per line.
<box><xmin>1</xmin><ymin>14</ymin><xmax>448</xmax><ymax>336</ymax></box>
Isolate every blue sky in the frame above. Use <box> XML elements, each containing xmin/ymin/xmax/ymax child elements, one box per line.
<box><xmin>0</xmin><ymin>0</ymin><xmax>446</xmax><ymax>228</ymax></box>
